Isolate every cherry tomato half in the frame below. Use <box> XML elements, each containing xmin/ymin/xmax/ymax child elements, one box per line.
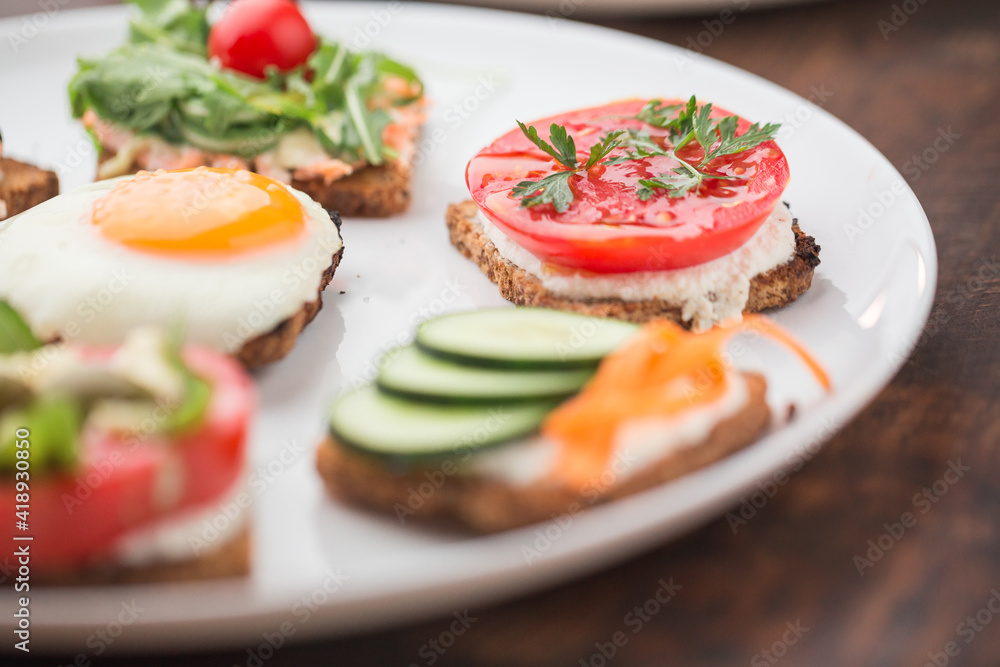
<box><xmin>209</xmin><ymin>0</ymin><xmax>317</xmax><ymax>79</ymax></box>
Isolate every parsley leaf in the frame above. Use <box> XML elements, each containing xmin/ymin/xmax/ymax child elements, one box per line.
<box><xmin>511</xmin><ymin>123</ymin><xmax>619</xmax><ymax>212</ymax></box>
<box><xmin>639</xmin><ymin>168</ymin><xmax>740</xmax><ymax>200</ymax></box>
<box><xmin>691</xmin><ymin>102</ymin><xmax>719</xmax><ymax>156</ymax></box>
<box><xmin>510</xmin><ymin>96</ymin><xmax>780</xmax><ymax>210</ymax></box>
<box><xmin>701</xmin><ymin>117</ymin><xmax>779</xmax><ymax>166</ymax></box>
<box><xmin>584</xmin><ymin>129</ymin><xmax>626</xmax><ymax>169</ymax></box>
<box><xmin>638</xmin><ymin>170</ymin><xmax>701</xmax><ymax>200</ymax></box>
<box><xmin>516</xmin><ymin>120</ymin><xmax>578</xmax><ymax>169</ymax></box>
<box><xmin>637</xmin><ymin>98</ymin><xmax>688</xmax><ymax>133</ymax></box>
<box><xmin>512</xmin><ymin>172</ymin><xmax>575</xmax><ymax>213</ymax></box>
<box><xmin>630</xmin><ymin>96</ymin><xmax>781</xmax><ymax>200</ymax></box>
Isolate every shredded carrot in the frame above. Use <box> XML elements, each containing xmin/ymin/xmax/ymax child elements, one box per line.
<box><xmin>739</xmin><ymin>315</ymin><xmax>831</xmax><ymax>390</ymax></box>
<box><xmin>542</xmin><ymin>315</ymin><xmax>830</xmax><ymax>489</ymax></box>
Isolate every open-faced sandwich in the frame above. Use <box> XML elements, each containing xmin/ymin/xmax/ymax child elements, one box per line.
<box><xmin>0</xmin><ymin>131</ymin><xmax>58</xmax><ymax>222</ymax></box>
<box><xmin>69</xmin><ymin>0</ymin><xmax>425</xmax><ymax>217</ymax></box>
<box><xmin>0</xmin><ymin>167</ymin><xmax>343</xmax><ymax>367</ymax></box>
<box><xmin>448</xmin><ymin>98</ymin><xmax>820</xmax><ymax>331</ymax></box>
<box><xmin>316</xmin><ymin>307</ymin><xmax>829</xmax><ymax>532</ymax></box>
<box><xmin>0</xmin><ymin>304</ymin><xmax>254</xmax><ymax>583</ymax></box>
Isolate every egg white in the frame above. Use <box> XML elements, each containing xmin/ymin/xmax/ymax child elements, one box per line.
<box><xmin>0</xmin><ymin>175</ymin><xmax>342</xmax><ymax>354</ymax></box>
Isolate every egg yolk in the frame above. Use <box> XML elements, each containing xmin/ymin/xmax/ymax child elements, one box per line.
<box><xmin>91</xmin><ymin>168</ymin><xmax>309</xmax><ymax>257</ymax></box>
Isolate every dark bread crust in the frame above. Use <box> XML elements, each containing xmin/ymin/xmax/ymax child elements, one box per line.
<box><xmin>236</xmin><ymin>244</ymin><xmax>343</xmax><ymax>368</ymax></box>
<box><xmin>36</xmin><ymin>526</ymin><xmax>251</xmax><ymax>586</ymax></box>
<box><xmin>0</xmin><ymin>157</ymin><xmax>59</xmax><ymax>218</ymax></box>
<box><xmin>52</xmin><ymin>151</ymin><xmax>345</xmax><ymax>367</ymax></box>
<box><xmin>316</xmin><ymin>373</ymin><xmax>770</xmax><ymax>533</ymax></box>
<box><xmin>97</xmin><ymin>148</ymin><xmax>412</xmax><ymax>218</ymax></box>
<box><xmin>445</xmin><ymin>200</ymin><xmax>821</xmax><ymax>325</ymax></box>
<box><xmin>290</xmin><ymin>159</ymin><xmax>411</xmax><ymax>218</ymax></box>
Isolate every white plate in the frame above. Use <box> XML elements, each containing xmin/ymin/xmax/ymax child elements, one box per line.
<box><xmin>0</xmin><ymin>1</ymin><xmax>934</xmax><ymax>654</ymax></box>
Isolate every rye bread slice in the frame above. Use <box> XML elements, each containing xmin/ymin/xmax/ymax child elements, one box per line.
<box><xmin>96</xmin><ymin>145</ymin><xmax>413</xmax><ymax>218</ymax></box>
<box><xmin>36</xmin><ymin>525</ymin><xmax>251</xmax><ymax>585</ymax></box>
<box><xmin>236</xmin><ymin>243</ymin><xmax>343</xmax><ymax>368</ymax></box>
<box><xmin>0</xmin><ymin>157</ymin><xmax>58</xmax><ymax>219</ymax></box>
<box><xmin>445</xmin><ymin>200</ymin><xmax>820</xmax><ymax>325</ymax></box>
<box><xmin>316</xmin><ymin>373</ymin><xmax>769</xmax><ymax>533</ymax></box>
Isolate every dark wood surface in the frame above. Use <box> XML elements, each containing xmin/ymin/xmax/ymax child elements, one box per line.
<box><xmin>6</xmin><ymin>0</ymin><xmax>1000</xmax><ymax>664</ymax></box>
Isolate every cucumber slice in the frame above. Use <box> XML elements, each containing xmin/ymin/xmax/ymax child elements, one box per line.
<box><xmin>377</xmin><ymin>345</ymin><xmax>593</xmax><ymax>404</ymax></box>
<box><xmin>329</xmin><ymin>385</ymin><xmax>556</xmax><ymax>460</ymax></box>
<box><xmin>416</xmin><ymin>308</ymin><xmax>639</xmax><ymax>369</ymax></box>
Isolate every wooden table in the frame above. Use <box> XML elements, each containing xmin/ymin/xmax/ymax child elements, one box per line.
<box><xmin>5</xmin><ymin>0</ymin><xmax>999</xmax><ymax>664</ymax></box>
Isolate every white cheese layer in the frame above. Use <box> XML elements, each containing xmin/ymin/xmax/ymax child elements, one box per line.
<box><xmin>476</xmin><ymin>203</ymin><xmax>796</xmax><ymax>332</ymax></box>
<box><xmin>465</xmin><ymin>372</ymin><xmax>750</xmax><ymax>488</ymax></box>
<box><xmin>111</xmin><ymin>478</ymin><xmax>249</xmax><ymax>567</ymax></box>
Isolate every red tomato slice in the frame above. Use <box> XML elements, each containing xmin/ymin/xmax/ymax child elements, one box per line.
<box><xmin>1</xmin><ymin>347</ymin><xmax>253</xmax><ymax>574</ymax></box>
<box><xmin>466</xmin><ymin>99</ymin><xmax>790</xmax><ymax>273</ymax></box>
<box><xmin>208</xmin><ymin>0</ymin><xmax>317</xmax><ymax>80</ymax></box>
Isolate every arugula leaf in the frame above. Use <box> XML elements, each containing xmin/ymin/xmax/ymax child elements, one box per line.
<box><xmin>126</xmin><ymin>0</ymin><xmax>209</xmax><ymax>57</ymax></box>
<box><xmin>516</xmin><ymin>121</ymin><xmax>578</xmax><ymax>169</ymax></box>
<box><xmin>512</xmin><ymin>172</ymin><xmax>576</xmax><ymax>213</ymax></box>
<box><xmin>69</xmin><ymin>35</ymin><xmax>424</xmax><ymax>165</ymax></box>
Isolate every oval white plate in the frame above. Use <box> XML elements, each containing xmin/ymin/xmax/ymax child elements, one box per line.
<box><xmin>0</xmin><ymin>1</ymin><xmax>934</xmax><ymax>653</ymax></box>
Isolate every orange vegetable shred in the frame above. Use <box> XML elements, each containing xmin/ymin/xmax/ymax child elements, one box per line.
<box><xmin>542</xmin><ymin>315</ymin><xmax>830</xmax><ymax>489</ymax></box>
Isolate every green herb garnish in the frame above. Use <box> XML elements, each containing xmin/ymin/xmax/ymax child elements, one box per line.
<box><xmin>69</xmin><ymin>0</ymin><xmax>423</xmax><ymax>166</ymax></box>
<box><xmin>0</xmin><ymin>301</ymin><xmax>41</xmax><ymax>355</ymax></box>
<box><xmin>511</xmin><ymin>96</ymin><xmax>780</xmax><ymax>210</ymax></box>
<box><xmin>511</xmin><ymin>122</ymin><xmax>626</xmax><ymax>213</ymax></box>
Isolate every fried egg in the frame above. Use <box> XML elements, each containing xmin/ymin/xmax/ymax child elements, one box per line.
<box><xmin>0</xmin><ymin>167</ymin><xmax>342</xmax><ymax>355</ymax></box>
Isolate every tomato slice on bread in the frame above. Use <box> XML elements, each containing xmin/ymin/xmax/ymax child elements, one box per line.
<box><xmin>466</xmin><ymin>99</ymin><xmax>790</xmax><ymax>273</ymax></box>
<box><xmin>1</xmin><ymin>347</ymin><xmax>253</xmax><ymax>574</ymax></box>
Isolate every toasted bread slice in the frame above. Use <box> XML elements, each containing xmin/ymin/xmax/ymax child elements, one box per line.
<box><xmin>290</xmin><ymin>159</ymin><xmax>412</xmax><ymax>218</ymax></box>
<box><xmin>37</xmin><ymin>526</ymin><xmax>251</xmax><ymax>586</ymax></box>
<box><xmin>31</xmin><ymin>221</ymin><xmax>343</xmax><ymax>369</ymax></box>
<box><xmin>97</xmin><ymin>146</ymin><xmax>413</xmax><ymax>219</ymax></box>
<box><xmin>236</xmin><ymin>244</ymin><xmax>343</xmax><ymax>368</ymax></box>
<box><xmin>316</xmin><ymin>372</ymin><xmax>769</xmax><ymax>533</ymax></box>
<box><xmin>0</xmin><ymin>157</ymin><xmax>59</xmax><ymax>219</ymax></box>
<box><xmin>445</xmin><ymin>200</ymin><xmax>820</xmax><ymax>326</ymax></box>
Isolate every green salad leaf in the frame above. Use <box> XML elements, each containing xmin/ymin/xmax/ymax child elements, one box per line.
<box><xmin>69</xmin><ymin>0</ymin><xmax>423</xmax><ymax>164</ymax></box>
<box><xmin>0</xmin><ymin>316</ymin><xmax>215</xmax><ymax>474</ymax></box>
<box><xmin>127</xmin><ymin>0</ymin><xmax>210</xmax><ymax>57</ymax></box>
<box><xmin>0</xmin><ymin>396</ymin><xmax>83</xmax><ymax>472</ymax></box>
<box><xmin>0</xmin><ymin>301</ymin><xmax>41</xmax><ymax>355</ymax></box>
<box><xmin>161</xmin><ymin>326</ymin><xmax>211</xmax><ymax>435</ymax></box>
